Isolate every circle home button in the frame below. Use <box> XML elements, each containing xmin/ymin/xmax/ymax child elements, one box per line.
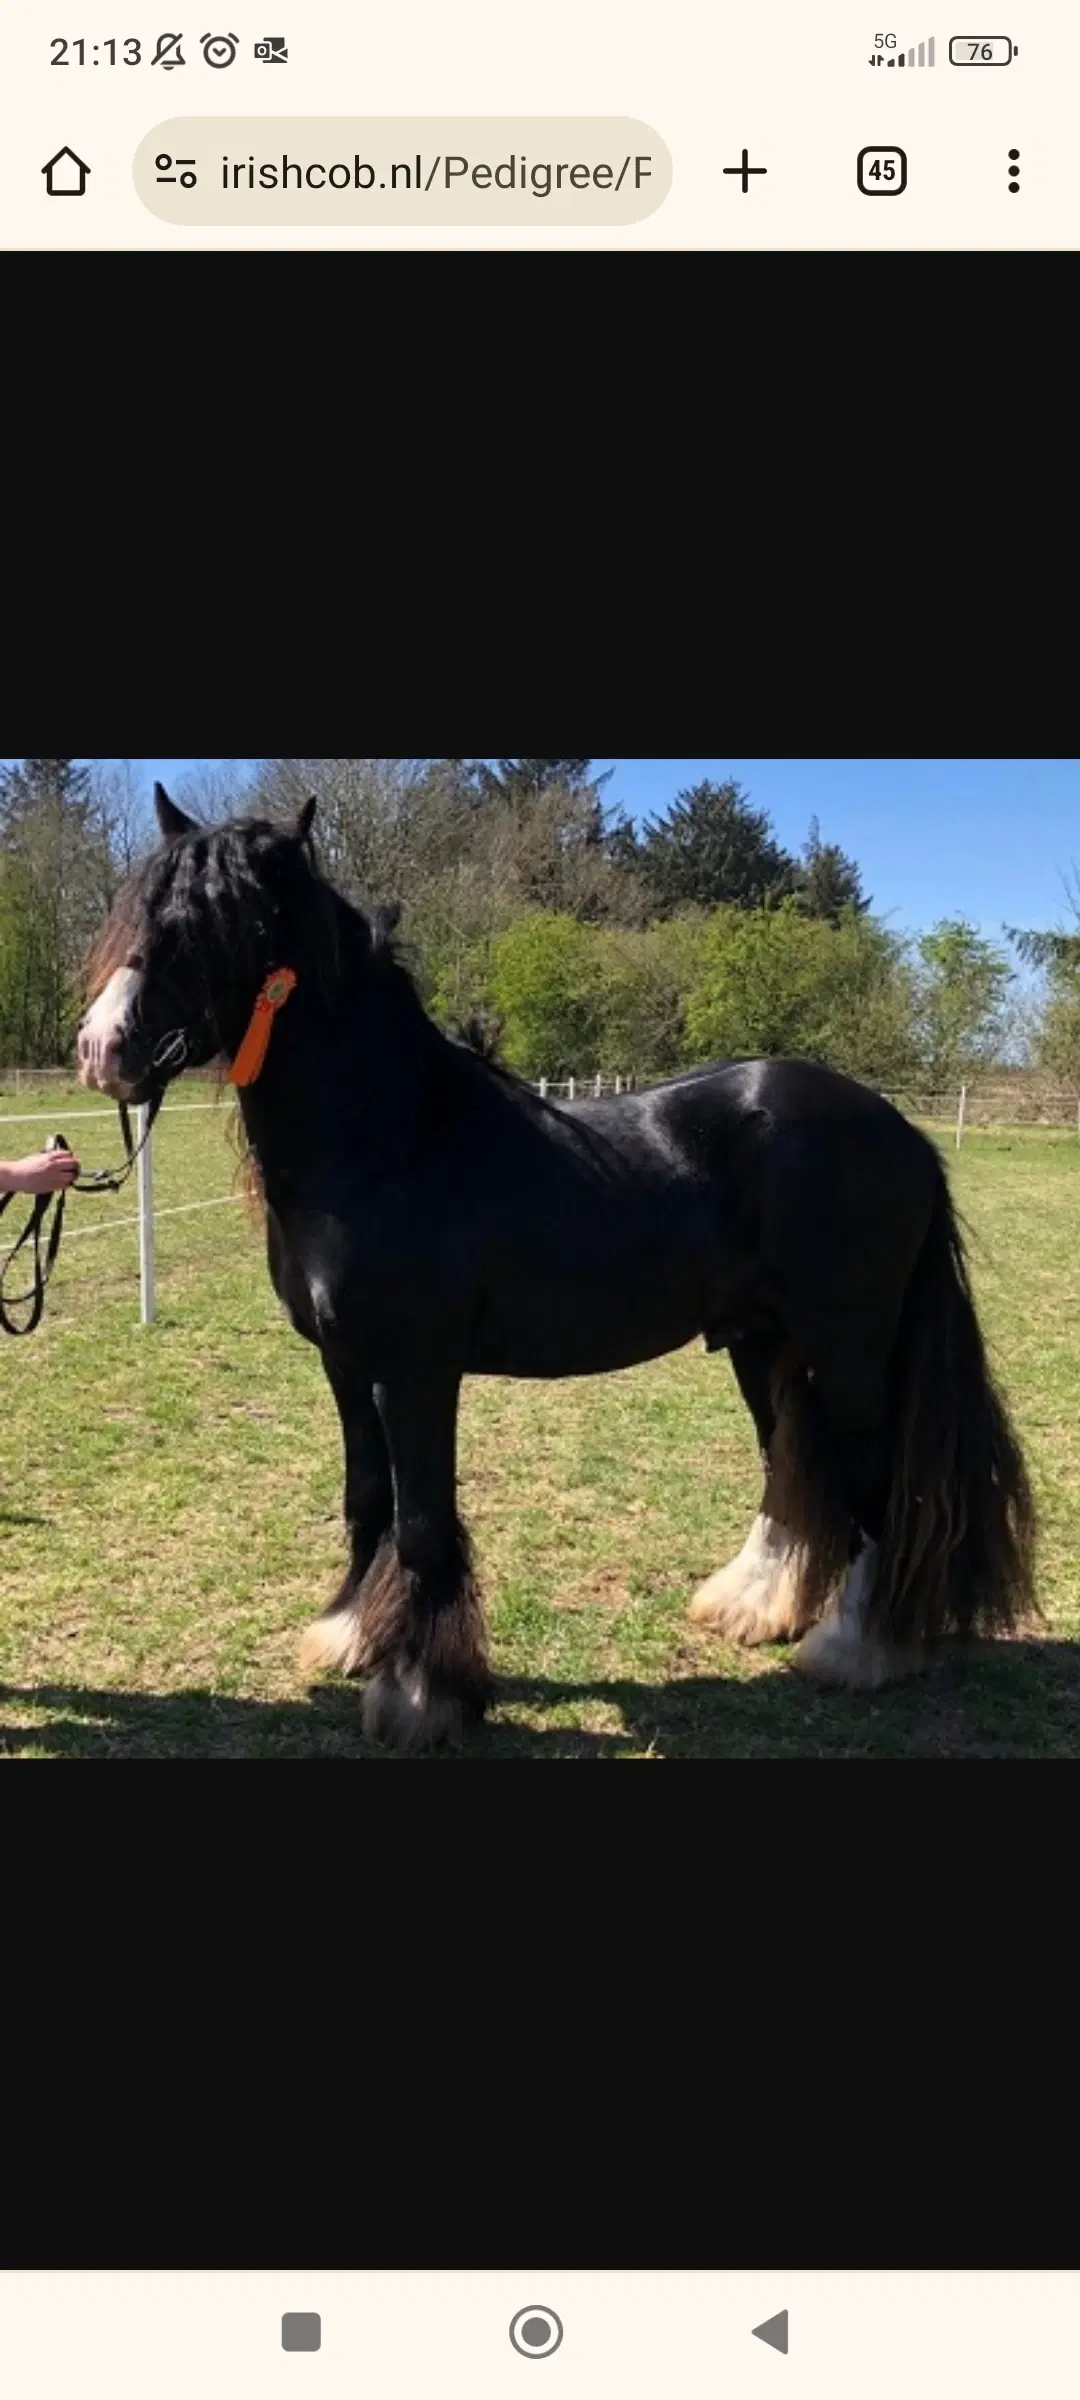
<box><xmin>509</xmin><ymin>2307</ymin><xmax>564</xmax><ymax>2358</ymax></box>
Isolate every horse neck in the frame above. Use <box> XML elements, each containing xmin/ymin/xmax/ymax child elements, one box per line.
<box><xmin>234</xmin><ymin>915</ymin><xmax>443</xmax><ymax>1186</ymax></box>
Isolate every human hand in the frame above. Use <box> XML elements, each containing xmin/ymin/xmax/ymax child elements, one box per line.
<box><xmin>0</xmin><ymin>1149</ymin><xmax>82</xmax><ymax>1195</ymax></box>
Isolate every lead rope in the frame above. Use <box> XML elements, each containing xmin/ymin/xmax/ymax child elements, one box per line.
<box><xmin>0</xmin><ymin>1086</ymin><xmax>167</xmax><ymax>1338</ymax></box>
<box><xmin>0</xmin><ymin>1149</ymin><xmax>72</xmax><ymax>1337</ymax></box>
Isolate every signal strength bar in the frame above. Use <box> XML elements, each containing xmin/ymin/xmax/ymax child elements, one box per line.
<box><xmin>870</xmin><ymin>35</ymin><xmax>936</xmax><ymax>61</ymax></box>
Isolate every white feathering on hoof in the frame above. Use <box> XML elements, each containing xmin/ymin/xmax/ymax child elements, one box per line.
<box><xmin>298</xmin><ymin>1598</ymin><xmax>365</xmax><ymax>1679</ymax></box>
<box><xmin>792</xmin><ymin>1540</ymin><xmax>926</xmax><ymax>1689</ymax></box>
<box><xmin>689</xmin><ymin>1513</ymin><xmax>805</xmax><ymax>1642</ymax></box>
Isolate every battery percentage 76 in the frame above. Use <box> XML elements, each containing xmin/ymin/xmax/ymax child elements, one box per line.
<box><xmin>948</xmin><ymin>36</ymin><xmax>1017</xmax><ymax>62</ymax></box>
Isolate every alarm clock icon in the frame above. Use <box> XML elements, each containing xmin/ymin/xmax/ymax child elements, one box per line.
<box><xmin>200</xmin><ymin>30</ymin><xmax>239</xmax><ymax>64</ymax></box>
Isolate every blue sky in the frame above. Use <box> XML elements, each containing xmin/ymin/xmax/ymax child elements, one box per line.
<box><xmin>591</xmin><ymin>759</ymin><xmax>1080</xmax><ymax>943</ymax></box>
<box><xmin>4</xmin><ymin>757</ymin><xmax>1078</xmax><ymax>942</ymax></box>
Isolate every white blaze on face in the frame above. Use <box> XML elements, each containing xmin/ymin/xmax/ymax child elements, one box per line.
<box><xmin>77</xmin><ymin>967</ymin><xmax>144</xmax><ymax>1096</ymax></box>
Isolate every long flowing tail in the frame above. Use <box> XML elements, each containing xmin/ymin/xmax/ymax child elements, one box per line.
<box><xmin>868</xmin><ymin>1164</ymin><xmax>1037</xmax><ymax>1646</ymax></box>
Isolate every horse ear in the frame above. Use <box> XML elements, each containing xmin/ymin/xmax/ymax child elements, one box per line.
<box><xmin>294</xmin><ymin>795</ymin><xmax>317</xmax><ymax>844</ymax></box>
<box><xmin>154</xmin><ymin>782</ymin><xmax>197</xmax><ymax>841</ymax></box>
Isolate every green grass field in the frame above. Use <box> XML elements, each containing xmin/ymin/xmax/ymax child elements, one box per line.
<box><xmin>2</xmin><ymin>1082</ymin><xmax>1078</xmax><ymax>1757</ymax></box>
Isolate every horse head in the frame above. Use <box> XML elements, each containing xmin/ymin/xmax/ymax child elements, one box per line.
<box><xmin>78</xmin><ymin>784</ymin><xmax>320</xmax><ymax>1101</ymax></box>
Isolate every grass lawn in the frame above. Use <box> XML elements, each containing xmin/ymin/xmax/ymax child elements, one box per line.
<box><xmin>2</xmin><ymin>1083</ymin><xmax>1078</xmax><ymax>1758</ymax></box>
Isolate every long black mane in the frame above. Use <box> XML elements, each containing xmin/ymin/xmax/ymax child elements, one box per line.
<box><xmin>88</xmin><ymin>815</ymin><xmax>536</xmax><ymax>1118</ymax></box>
<box><xmin>454</xmin><ymin>1011</ymin><xmax>505</xmax><ymax>1064</ymax></box>
<box><xmin>87</xmin><ymin>812</ymin><xmax>414</xmax><ymax>1028</ymax></box>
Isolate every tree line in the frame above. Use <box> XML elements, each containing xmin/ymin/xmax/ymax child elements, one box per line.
<box><xmin>2</xmin><ymin>756</ymin><xmax>1077</xmax><ymax>1090</ymax></box>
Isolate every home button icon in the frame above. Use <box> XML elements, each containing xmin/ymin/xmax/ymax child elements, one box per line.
<box><xmin>42</xmin><ymin>147</ymin><xmax>91</xmax><ymax>196</ymax></box>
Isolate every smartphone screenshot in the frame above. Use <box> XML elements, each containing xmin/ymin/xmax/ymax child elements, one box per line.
<box><xmin>3</xmin><ymin>0</ymin><xmax>1066</xmax><ymax>2295</ymax></box>
<box><xmin>0</xmin><ymin>0</ymin><xmax>1075</xmax><ymax>246</ymax></box>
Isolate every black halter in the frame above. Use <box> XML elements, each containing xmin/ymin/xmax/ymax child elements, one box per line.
<box><xmin>0</xmin><ymin>1033</ymin><xmax>184</xmax><ymax>1337</ymax></box>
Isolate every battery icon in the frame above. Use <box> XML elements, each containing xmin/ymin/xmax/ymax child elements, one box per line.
<box><xmin>948</xmin><ymin>35</ymin><xmax>1016</xmax><ymax>61</ymax></box>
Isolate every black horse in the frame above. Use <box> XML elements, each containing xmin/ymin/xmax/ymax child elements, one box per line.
<box><xmin>78</xmin><ymin>786</ymin><xmax>1037</xmax><ymax>1748</ymax></box>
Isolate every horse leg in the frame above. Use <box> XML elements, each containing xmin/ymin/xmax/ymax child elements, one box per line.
<box><xmin>299</xmin><ymin>1356</ymin><xmax>394</xmax><ymax>1678</ymax></box>
<box><xmin>361</xmin><ymin>1366</ymin><xmax>493</xmax><ymax>1751</ymax></box>
<box><xmin>790</xmin><ymin>1337</ymin><xmax>925</xmax><ymax>1690</ymax></box>
<box><xmin>689</xmin><ymin>1335</ymin><xmax>808</xmax><ymax>1643</ymax></box>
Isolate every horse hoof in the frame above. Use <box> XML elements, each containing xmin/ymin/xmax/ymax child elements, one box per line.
<box><xmin>688</xmin><ymin>1514</ymin><xmax>806</xmax><ymax>1643</ymax></box>
<box><xmin>791</xmin><ymin>1612</ymin><xmax>924</xmax><ymax>1690</ymax></box>
<box><xmin>361</xmin><ymin>1665</ymin><xmax>474</xmax><ymax>1752</ymax></box>
<box><xmin>689</xmin><ymin>1573</ymin><xmax>801</xmax><ymax>1643</ymax></box>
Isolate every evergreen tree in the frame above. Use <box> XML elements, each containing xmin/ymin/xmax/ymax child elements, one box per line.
<box><xmin>626</xmin><ymin>778</ymin><xmax>797</xmax><ymax>918</ymax></box>
<box><xmin>1006</xmin><ymin>871</ymin><xmax>1080</xmax><ymax>972</ymax></box>
<box><xmin>794</xmin><ymin>816</ymin><xmax>871</xmax><ymax>923</ymax></box>
<box><xmin>1007</xmin><ymin>875</ymin><xmax>1080</xmax><ymax>1090</ymax></box>
<box><xmin>0</xmin><ymin>758</ymin><xmax>106</xmax><ymax>1063</ymax></box>
<box><xmin>0</xmin><ymin>755</ymin><xmax>94</xmax><ymax>826</ymax></box>
<box><xmin>462</xmin><ymin>759</ymin><xmax>606</xmax><ymax>803</ymax></box>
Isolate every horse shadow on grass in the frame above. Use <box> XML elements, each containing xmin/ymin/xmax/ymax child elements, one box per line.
<box><xmin>2</xmin><ymin>1636</ymin><xmax>1080</xmax><ymax>1758</ymax></box>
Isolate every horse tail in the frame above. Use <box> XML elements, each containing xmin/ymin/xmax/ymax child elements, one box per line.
<box><xmin>868</xmin><ymin>1163</ymin><xmax>1038</xmax><ymax>1647</ymax></box>
<box><xmin>763</xmin><ymin>1351</ymin><xmax>857</xmax><ymax>1632</ymax></box>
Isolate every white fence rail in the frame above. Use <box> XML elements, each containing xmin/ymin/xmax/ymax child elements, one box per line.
<box><xmin>0</xmin><ymin>1076</ymin><xmax>638</xmax><ymax>1325</ymax></box>
<box><xmin>0</xmin><ymin>1095</ymin><xmax>244</xmax><ymax>1327</ymax></box>
<box><xmin>3</xmin><ymin>1069</ymin><xmax>1079</xmax><ymax>1328</ymax></box>
<box><xmin>877</xmin><ymin>1085</ymin><xmax>1080</xmax><ymax>1142</ymax></box>
<box><xmin>538</xmin><ymin>1074</ymin><xmax>633</xmax><ymax>1100</ymax></box>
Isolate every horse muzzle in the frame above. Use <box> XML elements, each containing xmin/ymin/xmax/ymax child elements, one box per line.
<box><xmin>79</xmin><ymin>1030</ymin><xmax>188</xmax><ymax>1104</ymax></box>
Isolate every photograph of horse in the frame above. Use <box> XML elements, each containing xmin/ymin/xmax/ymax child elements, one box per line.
<box><xmin>74</xmin><ymin>784</ymin><xmax>1037</xmax><ymax>1750</ymax></box>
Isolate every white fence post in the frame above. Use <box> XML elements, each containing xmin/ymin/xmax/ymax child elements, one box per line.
<box><xmin>539</xmin><ymin>1077</ymin><xmax>548</xmax><ymax>1100</ymax></box>
<box><xmin>137</xmin><ymin>1102</ymin><xmax>156</xmax><ymax>1325</ymax></box>
<box><xmin>568</xmin><ymin>1076</ymin><xmax>576</xmax><ymax>1101</ymax></box>
<box><xmin>956</xmin><ymin>1084</ymin><xmax>967</xmax><ymax>1151</ymax></box>
<box><xmin>594</xmin><ymin>1073</ymin><xmax>602</xmax><ymax>1098</ymax></box>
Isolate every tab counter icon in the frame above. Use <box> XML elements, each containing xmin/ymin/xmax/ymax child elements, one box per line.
<box><xmin>857</xmin><ymin>145</ymin><xmax>908</xmax><ymax>193</ymax></box>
